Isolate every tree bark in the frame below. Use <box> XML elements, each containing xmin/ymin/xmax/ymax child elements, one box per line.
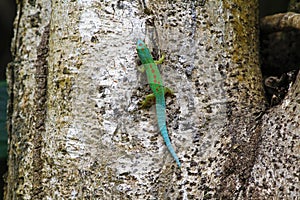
<box><xmin>5</xmin><ymin>0</ymin><xmax>299</xmax><ymax>199</ymax></box>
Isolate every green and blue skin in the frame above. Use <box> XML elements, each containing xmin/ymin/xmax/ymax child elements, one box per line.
<box><xmin>136</xmin><ymin>40</ymin><xmax>181</xmax><ymax>168</ymax></box>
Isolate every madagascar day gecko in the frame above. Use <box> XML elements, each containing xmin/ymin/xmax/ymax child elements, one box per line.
<box><xmin>136</xmin><ymin>40</ymin><xmax>181</xmax><ymax>168</ymax></box>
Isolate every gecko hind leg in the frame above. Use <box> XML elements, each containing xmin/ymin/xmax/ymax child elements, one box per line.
<box><xmin>139</xmin><ymin>93</ymin><xmax>156</xmax><ymax>109</ymax></box>
<box><xmin>139</xmin><ymin>86</ymin><xmax>174</xmax><ymax>109</ymax></box>
<box><xmin>164</xmin><ymin>87</ymin><xmax>174</xmax><ymax>97</ymax></box>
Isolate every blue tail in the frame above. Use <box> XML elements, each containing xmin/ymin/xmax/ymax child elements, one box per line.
<box><xmin>155</xmin><ymin>95</ymin><xmax>181</xmax><ymax>168</ymax></box>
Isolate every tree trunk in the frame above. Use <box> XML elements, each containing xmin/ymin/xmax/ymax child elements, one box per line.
<box><xmin>5</xmin><ymin>0</ymin><xmax>299</xmax><ymax>199</ymax></box>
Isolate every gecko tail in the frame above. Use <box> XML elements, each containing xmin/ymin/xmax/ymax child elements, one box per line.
<box><xmin>162</xmin><ymin>127</ymin><xmax>181</xmax><ymax>168</ymax></box>
<box><xmin>156</xmin><ymin>101</ymin><xmax>181</xmax><ymax>168</ymax></box>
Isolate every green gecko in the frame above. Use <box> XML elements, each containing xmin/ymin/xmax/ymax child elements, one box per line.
<box><xmin>136</xmin><ymin>40</ymin><xmax>181</xmax><ymax>168</ymax></box>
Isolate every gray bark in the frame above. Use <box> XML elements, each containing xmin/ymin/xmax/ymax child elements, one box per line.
<box><xmin>5</xmin><ymin>0</ymin><xmax>299</xmax><ymax>199</ymax></box>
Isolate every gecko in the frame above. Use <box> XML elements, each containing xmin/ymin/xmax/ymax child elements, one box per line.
<box><xmin>136</xmin><ymin>40</ymin><xmax>181</xmax><ymax>168</ymax></box>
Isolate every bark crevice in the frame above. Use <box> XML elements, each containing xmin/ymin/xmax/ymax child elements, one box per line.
<box><xmin>32</xmin><ymin>23</ymin><xmax>50</xmax><ymax>198</ymax></box>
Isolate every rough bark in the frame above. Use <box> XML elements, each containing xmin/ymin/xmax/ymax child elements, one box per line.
<box><xmin>5</xmin><ymin>0</ymin><xmax>299</xmax><ymax>199</ymax></box>
<box><xmin>5</xmin><ymin>0</ymin><xmax>51</xmax><ymax>199</ymax></box>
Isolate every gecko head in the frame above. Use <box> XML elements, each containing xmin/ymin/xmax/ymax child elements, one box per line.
<box><xmin>136</xmin><ymin>40</ymin><xmax>146</xmax><ymax>50</ymax></box>
<box><xmin>136</xmin><ymin>40</ymin><xmax>153</xmax><ymax>64</ymax></box>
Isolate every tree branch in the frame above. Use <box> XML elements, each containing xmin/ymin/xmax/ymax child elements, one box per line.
<box><xmin>260</xmin><ymin>12</ymin><xmax>300</xmax><ymax>33</ymax></box>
